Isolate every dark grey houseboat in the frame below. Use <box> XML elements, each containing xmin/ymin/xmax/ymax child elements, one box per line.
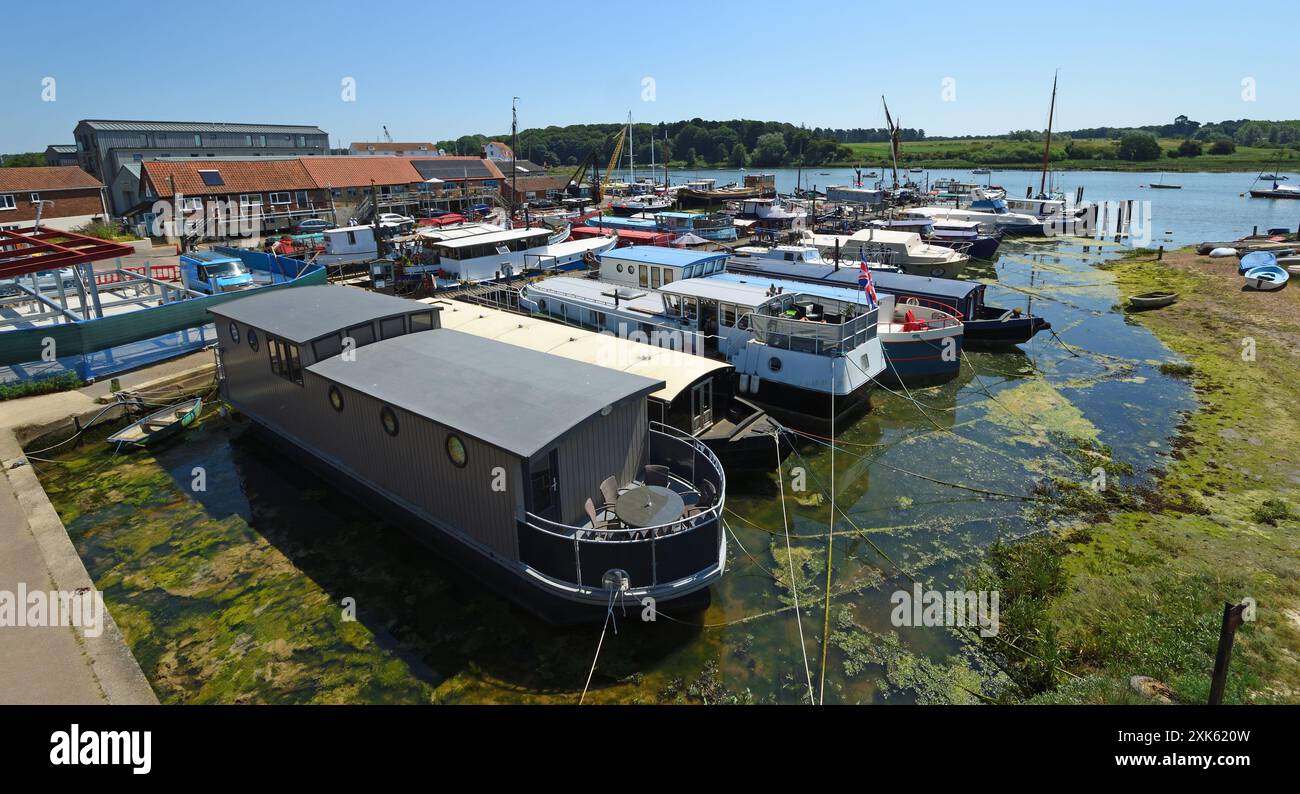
<box><xmin>209</xmin><ymin>286</ymin><xmax>727</xmax><ymax>623</ymax></box>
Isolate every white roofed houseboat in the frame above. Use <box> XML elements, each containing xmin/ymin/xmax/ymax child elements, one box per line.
<box><xmin>517</xmin><ymin>247</ymin><xmax>889</xmax><ymax>431</ymax></box>
<box><xmin>802</xmin><ymin>227</ymin><xmax>970</xmax><ymax>279</ymax></box>
<box><xmin>425</xmin><ymin>297</ymin><xmax>787</xmax><ymax>474</ymax></box>
<box><xmin>208</xmin><ymin>286</ymin><xmax>727</xmax><ymax>624</ymax></box>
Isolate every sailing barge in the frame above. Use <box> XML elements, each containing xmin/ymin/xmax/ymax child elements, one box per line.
<box><xmin>209</xmin><ymin>286</ymin><xmax>727</xmax><ymax>623</ymax></box>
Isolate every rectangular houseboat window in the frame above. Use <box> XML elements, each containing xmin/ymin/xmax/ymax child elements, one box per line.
<box><xmin>380</xmin><ymin>316</ymin><xmax>406</xmax><ymax>340</ymax></box>
<box><xmin>720</xmin><ymin>303</ymin><xmax>736</xmax><ymax>327</ymax></box>
<box><xmin>346</xmin><ymin>322</ymin><xmax>376</xmax><ymax>348</ymax></box>
<box><xmin>650</xmin><ymin>267</ymin><xmax>661</xmax><ymax>289</ymax></box>
<box><xmin>638</xmin><ymin>267</ymin><xmax>649</xmax><ymax>288</ymax></box>
<box><xmin>267</xmin><ymin>336</ymin><xmax>304</xmax><ymax>385</ymax></box>
<box><xmin>312</xmin><ymin>333</ymin><xmax>343</xmax><ymax>361</ymax></box>
<box><xmin>409</xmin><ymin>312</ymin><xmax>434</xmax><ymax>332</ymax></box>
<box><xmin>662</xmin><ymin>268</ymin><xmax>674</xmax><ymax>285</ymax></box>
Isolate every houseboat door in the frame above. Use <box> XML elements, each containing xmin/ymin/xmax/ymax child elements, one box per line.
<box><xmin>699</xmin><ymin>300</ymin><xmax>719</xmax><ymax>356</ymax></box>
<box><xmin>690</xmin><ymin>380</ymin><xmax>714</xmax><ymax>433</ymax></box>
<box><xmin>528</xmin><ymin>448</ymin><xmax>561</xmax><ymax>523</ymax></box>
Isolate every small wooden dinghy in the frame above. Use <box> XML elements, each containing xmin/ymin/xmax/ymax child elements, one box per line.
<box><xmin>107</xmin><ymin>397</ymin><xmax>202</xmax><ymax>448</ymax></box>
<box><xmin>1129</xmin><ymin>291</ymin><xmax>1178</xmax><ymax>309</ymax></box>
<box><xmin>1243</xmin><ymin>264</ymin><xmax>1289</xmax><ymax>291</ymax></box>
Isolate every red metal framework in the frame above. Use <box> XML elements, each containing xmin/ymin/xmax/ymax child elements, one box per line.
<box><xmin>0</xmin><ymin>227</ymin><xmax>135</xmax><ymax>279</ymax></box>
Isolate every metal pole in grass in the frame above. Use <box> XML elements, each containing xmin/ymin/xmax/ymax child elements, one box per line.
<box><xmin>1208</xmin><ymin>602</ymin><xmax>1247</xmax><ymax>705</ymax></box>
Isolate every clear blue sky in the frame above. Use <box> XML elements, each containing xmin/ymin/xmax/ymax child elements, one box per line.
<box><xmin>3</xmin><ymin>0</ymin><xmax>1295</xmax><ymax>152</ymax></box>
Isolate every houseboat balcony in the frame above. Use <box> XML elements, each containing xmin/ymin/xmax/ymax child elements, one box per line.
<box><xmin>516</xmin><ymin>422</ymin><xmax>726</xmax><ymax>604</ymax></box>
<box><xmin>745</xmin><ymin>302</ymin><xmax>878</xmax><ymax>356</ymax></box>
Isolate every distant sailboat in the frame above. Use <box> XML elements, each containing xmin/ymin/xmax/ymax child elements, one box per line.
<box><xmin>1148</xmin><ymin>173</ymin><xmax>1182</xmax><ymax>189</ymax></box>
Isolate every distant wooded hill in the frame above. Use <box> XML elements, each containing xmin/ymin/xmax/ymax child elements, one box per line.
<box><xmin>437</xmin><ymin>115</ymin><xmax>1300</xmax><ymax>170</ymax></box>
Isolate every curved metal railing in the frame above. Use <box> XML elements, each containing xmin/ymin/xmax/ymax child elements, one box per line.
<box><xmin>517</xmin><ymin>422</ymin><xmax>726</xmax><ymax>592</ymax></box>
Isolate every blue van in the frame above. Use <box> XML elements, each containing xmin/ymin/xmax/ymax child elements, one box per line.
<box><xmin>180</xmin><ymin>251</ymin><xmax>254</xmax><ymax>294</ymax></box>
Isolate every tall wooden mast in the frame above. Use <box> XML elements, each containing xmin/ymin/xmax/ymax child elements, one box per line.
<box><xmin>1039</xmin><ymin>72</ymin><xmax>1057</xmax><ymax>197</ymax></box>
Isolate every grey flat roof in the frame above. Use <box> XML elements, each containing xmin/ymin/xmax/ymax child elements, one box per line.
<box><xmin>724</xmin><ymin>260</ymin><xmax>981</xmax><ymax>299</ymax></box>
<box><xmin>410</xmin><ymin>158</ymin><xmax>498</xmax><ymax>181</ymax></box>
<box><xmin>309</xmin><ymin>330</ymin><xmax>663</xmax><ymax>457</ymax></box>
<box><xmin>79</xmin><ymin>119</ymin><xmax>327</xmax><ymax>135</ymax></box>
<box><xmin>209</xmin><ymin>286</ymin><xmax>430</xmax><ymax>343</ymax></box>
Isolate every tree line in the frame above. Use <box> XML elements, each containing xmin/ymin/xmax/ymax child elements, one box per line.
<box><xmin>437</xmin><ymin>119</ymin><xmax>856</xmax><ymax>169</ymax></box>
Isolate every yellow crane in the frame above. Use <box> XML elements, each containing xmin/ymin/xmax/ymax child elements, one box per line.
<box><xmin>600</xmin><ymin>126</ymin><xmax>627</xmax><ymax>201</ymax></box>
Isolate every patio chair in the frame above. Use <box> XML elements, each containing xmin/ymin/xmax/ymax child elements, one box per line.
<box><xmin>599</xmin><ymin>476</ymin><xmax>620</xmax><ymax>512</ymax></box>
<box><xmin>683</xmin><ymin>481</ymin><xmax>717</xmax><ymax>520</ymax></box>
<box><xmin>643</xmin><ymin>464</ymin><xmax>670</xmax><ymax>488</ymax></box>
<box><xmin>584</xmin><ymin>497</ymin><xmax>610</xmax><ymax>537</ymax></box>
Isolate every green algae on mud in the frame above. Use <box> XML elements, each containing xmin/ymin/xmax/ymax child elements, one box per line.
<box><xmin>24</xmin><ymin>237</ymin><xmax>1213</xmax><ymax>704</ymax></box>
<box><xmin>977</xmin><ymin>247</ymin><xmax>1300</xmax><ymax>704</ymax></box>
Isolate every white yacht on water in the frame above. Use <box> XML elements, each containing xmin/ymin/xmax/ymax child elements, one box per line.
<box><xmin>517</xmin><ymin>246</ymin><xmax>886</xmax><ymax>429</ymax></box>
<box><xmin>903</xmin><ymin>195</ymin><xmax>1045</xmax><ymax>237</ymax></box>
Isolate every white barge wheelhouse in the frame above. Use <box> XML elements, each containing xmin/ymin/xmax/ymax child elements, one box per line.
<box><xmin>209</xmin><ymin>286</ymin><xmax>727</xmax><ymax>624</ymax></box>
<box><xmin>415</xmin><ymin>226</ymin><xmax>616</xmax><ymax>284</ymax></box>
<box><xmin>517</xmin><ymin>247</ymin><xmax>885</xmax><ymax>430</ymax></box>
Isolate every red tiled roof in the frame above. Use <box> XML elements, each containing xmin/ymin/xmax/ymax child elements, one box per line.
<box><xmin>141</xmin><ymin>159</ymin><xmax>315</xmax><ymax>196</ymax></box>
<box><xmin>0</xmin><ymin>166</ymin><xmax>103</xmax><ymax>192</ymax></box>
<box><xmin>298</xmin><ymin>156</ymin><xmax>424</xmax><ymax>188</ymax></box>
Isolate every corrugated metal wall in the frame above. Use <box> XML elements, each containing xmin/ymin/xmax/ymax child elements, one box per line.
<box><xmin>215</xmin><ymin>312</ymin><xmax>651</xmax><ymax>561</ymax></box>
<box><xmin>548</xmin><ymin>399</ymin><xmax>646</xmax><ymax>526</ymax></box>
<box><xmin>294</xmin><ymin>374</ymin><xmax>524</xmax><ymax>559</ymax></box>
<box><xmin>217</xmin><ymin>313</ymin><xmax>525</xmax><ymax>558</ymax></box>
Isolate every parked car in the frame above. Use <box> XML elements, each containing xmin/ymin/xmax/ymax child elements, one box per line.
<box><xmin>417</xmin><ymin>208</ymin><xmax>451</xmax><ymax>219</ymax></box>
<box><xmin>294</xmin><ymin>218</ymin><xmax>332</xmax><ymax>234</ymax></box>
<box><xmin>0</xmin><ymin>267</ymin><xmax>79</xmax><ymax>297</ymax></box>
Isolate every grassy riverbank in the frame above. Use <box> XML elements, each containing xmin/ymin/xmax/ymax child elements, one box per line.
<box><xmin>979</xmin><ymin>246</ymin><xmax>1300</xmax><ymax>703</ymax></box>
<box><xmin>838</xmin><ymin>139</ymin><xmax>1294</xmax><ymax>173</ymax></box>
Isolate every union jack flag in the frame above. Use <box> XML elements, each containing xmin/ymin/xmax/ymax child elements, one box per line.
<box><xmin>858</xmin><ymin>259</ymin><xmax>878</xmax><ymax>310</ymax></box>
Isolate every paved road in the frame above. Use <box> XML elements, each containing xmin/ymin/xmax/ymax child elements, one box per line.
<box><xmin>0</xmin><ymin>352</ymin><xmax>209</xmax><ymax>705</ymax></box>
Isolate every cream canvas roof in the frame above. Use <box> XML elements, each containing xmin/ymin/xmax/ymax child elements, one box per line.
<box><xmin>424</xmin><ymin>298</ymin><xmax>729</xmax><ymax>402</ymax></box>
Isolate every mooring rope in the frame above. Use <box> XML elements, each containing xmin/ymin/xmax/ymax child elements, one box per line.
<box><xmin>779</xmin><ymin>431</ymin><xmax>1083</xmax><ymax>685</ymax></box>
<box><xmin>579</xmin><ymin>590</ymin><xmax>617</xmax><ymax>705</ymax></box>
<box><xmin>774</xmin><ymin>432</ymin><xmax>815</xmax><ymax>704</ymax></box>
<box><xmin>818</xmin><ymin>359</ymin><xmax>836</xmax><ymax>705</ymax></box>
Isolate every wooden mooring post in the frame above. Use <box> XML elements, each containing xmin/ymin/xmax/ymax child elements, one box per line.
<box><xmin>1208</xmin><ymin>602</ymin><xmax>1248</xmax><ymax>705</ymax></box>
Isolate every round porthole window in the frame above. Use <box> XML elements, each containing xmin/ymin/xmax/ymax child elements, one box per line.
<box><xmin>328</xmin><ymin>385</ymin><xmax>344</xmax><ymax>413</ymax></box>
<box><xmin>228</xmin><ymin>322</ymin><xmax>240</xmax><ymax>344</ymax></box>
<box><xmin>768</xmin><ymin>356</ymin><xmax>783</xmax><ymax>373</ymax></box>
<box><xmin>446</xmin><ymin>434</ymin><xmax>467</xmax><ymax>468</ymax></box>
<box><xmin>628</xmin><ymin>265</ymin><xmax>637</xmax><ymax>276</ymax></box>
<box><xmin>538</xmin><ymin>299</ymin><xmax>547</xmax><ymax>311</ymax></box>
<box><xmin>380</xmin><ymin>406</ymin><xmax>399</xmax><ymax>437</ymax></box>
<box><xmin>616</xmin><ymin>264</ymin><xmax>624</xmax><ymax>273</ymax></box>
<box><xmin>247</xmin><ymin>328</ymin><xmax>259</xmax><ymax>352</ymax></box>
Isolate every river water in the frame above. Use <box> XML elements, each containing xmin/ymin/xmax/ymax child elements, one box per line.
<box><xmin>647</xmin><ymin>166</ymin><xmax>1300</xmax><ymax>248</ymax></box>
<box><xmin>30</xmin><ymin>173</ymin><xmax>1285</xmax><ymax>703</ymax></box>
